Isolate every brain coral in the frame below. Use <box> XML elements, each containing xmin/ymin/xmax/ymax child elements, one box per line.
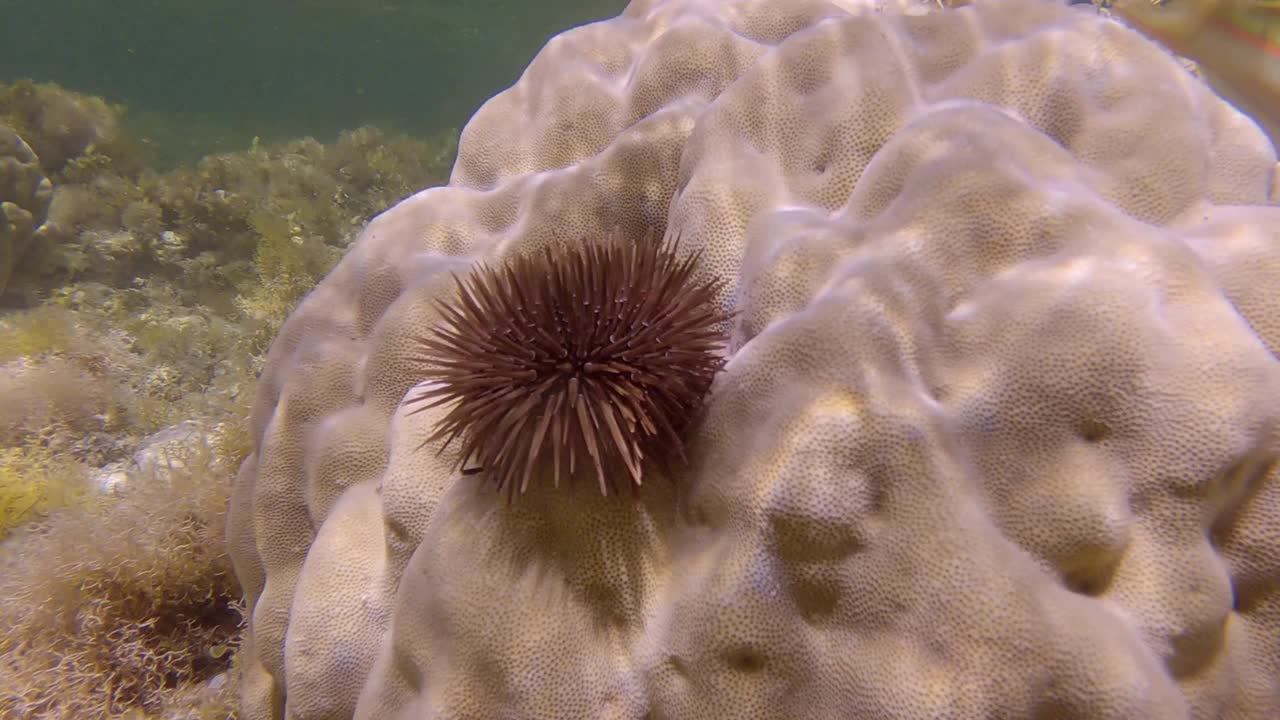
<box><xmin>225</xmin><ymin>0</ymin><xmax>1280</xmax><ymax>717</ymax></box>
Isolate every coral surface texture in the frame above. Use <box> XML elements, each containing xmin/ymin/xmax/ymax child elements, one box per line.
<box><xmin>0</xmin><ymin>126</ymin><xmax>51</xmax><ymax>297</ymax></box>
<box><xmin>226</xmin><ymin>0</ymin><xmax>1280</xmax><ymax>717</ymax></box>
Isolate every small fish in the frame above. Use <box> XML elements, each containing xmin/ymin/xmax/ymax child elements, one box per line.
<box><xmin>1109</xmin><ymin>0</ymin><xmax>1280</xmax><ymax>143</ymax></box>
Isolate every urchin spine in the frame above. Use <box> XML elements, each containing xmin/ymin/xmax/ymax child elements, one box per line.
<box><xmin>405</xmin><ymin>229</ymin><xmax>730</xmax><ymax>500</ymax></box>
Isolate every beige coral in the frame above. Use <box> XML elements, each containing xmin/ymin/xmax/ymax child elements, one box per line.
<box><xmin>0</xmin><ymin>126</ymin><xmax>52</xmax><ymax>297</ymax></box>
<box><xmin>226</xmin><ymin>0</ymin><xmax>1280</xmax><ymax>718</ymax></box>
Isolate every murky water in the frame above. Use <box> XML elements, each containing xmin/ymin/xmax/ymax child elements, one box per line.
<box><xmin>0</xmin><ymin>0</ymin><xmax>626</xmax><ymax>164</ymax></box>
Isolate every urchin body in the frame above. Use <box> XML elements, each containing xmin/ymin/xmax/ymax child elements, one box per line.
<box><xmin>406</xmin><ymin>229</ymin><xmax>731</xmax><ymax>499</ymax></box>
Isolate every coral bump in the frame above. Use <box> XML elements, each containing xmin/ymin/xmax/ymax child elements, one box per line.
<box><xmin>405</xmin><ymin>229</ymin><xmax>732</xmax><ymax>500</ymax></box>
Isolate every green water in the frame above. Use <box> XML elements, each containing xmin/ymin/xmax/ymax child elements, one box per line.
<box><xmin>0</xmin><ymin>0</ymin><xmax>627</xmax><ymax>165</ymax></box>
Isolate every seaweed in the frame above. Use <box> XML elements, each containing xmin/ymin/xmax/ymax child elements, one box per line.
<box><xmin>0</xmin><ymin>437</ymin><xmax>244</xmax><ymax>718</ymax></box>
<box><xmin>0</xmin><ymin>78</ymin><xmax>458</xmax><ymax>718</ymax></box>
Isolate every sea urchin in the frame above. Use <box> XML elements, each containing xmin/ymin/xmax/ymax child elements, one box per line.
<box><xmin>405</xmin><ymin>228</ymin><xmax>731</xmax><ymax>500</ymax></box>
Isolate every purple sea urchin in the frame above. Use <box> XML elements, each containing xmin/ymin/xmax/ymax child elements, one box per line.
<box><xmin>405</xmin><ymin>229</ymin><xmax>731</xmax><ymax>500</ymax></box>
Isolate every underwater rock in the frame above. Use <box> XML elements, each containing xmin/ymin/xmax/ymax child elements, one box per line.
<box><xmin>93</xmin><ymin>419</ymin><xmax>209</xmax><ymax>495</ymax></box>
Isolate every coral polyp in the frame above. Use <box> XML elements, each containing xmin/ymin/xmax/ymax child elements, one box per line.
<box><xmin>405</xmin><ymin>229</ymin><xmax>731</xmax><ymax>499</ymax></box>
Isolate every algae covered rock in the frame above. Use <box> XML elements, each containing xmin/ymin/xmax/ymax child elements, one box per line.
<box><xmin>0</xmin><ymin>126</ymin><xmax>51</xmax><ymax>297</ymax></box>
<box><xmin>0</xmin><ymin>79</ymin><xmax>131</xmax><ymax>177</ymax></box>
